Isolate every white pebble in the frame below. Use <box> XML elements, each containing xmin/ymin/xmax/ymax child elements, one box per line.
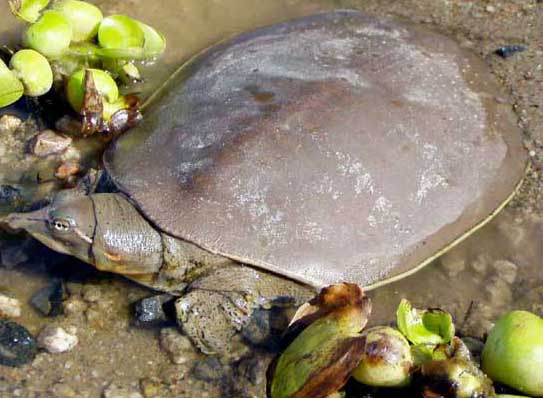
<box><xmin>0</xmin><ymin>293</ymin><xmax>22</xmax><ymax>318</ymax></box>
<box><xmin>38</xmin><ymin>325</ymin><xmax>78</xmax><ymax>353</ymax></box>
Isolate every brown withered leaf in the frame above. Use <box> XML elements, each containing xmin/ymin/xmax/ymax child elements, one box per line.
<box><xmin>284</xmin><ymin>283</ymin><xmax>371</xmax><ymax>346</ymax></box>
<box><xmin>268</xmin><ymin>283</ymin><xmax>371</xmax><ymax>398</ymax></box>
<box><xmin>80</xmin><ymin>69</ymin><xmax>104</xmax><ymax>136</ymax></box>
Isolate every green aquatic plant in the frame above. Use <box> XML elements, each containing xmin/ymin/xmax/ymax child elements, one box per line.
<box><xmin>23</xmin><ymin>10</ymin><xmax>72</xmax><ymax>58</ymax></box>
<box><xmin>8</xmin><ymin>0</ymin><xmax>49</xmax><ymax>23</ymax></box>
<box><xmin>421</xmin><ymin>337</ymin><xmax>495</xmax><ymax>398</ymax></box>
<box><xmin>53</xmin><ymin>0</ymin><xmax>103</xmax><ymax>42</ymax></box>
<box><xmin>396</xmin><ymin>299</ymin><xmax>454</xmax><ymax>346</ymax></box>
<box><xmin>0</xmin><ymin>59</ymin><xmax>24</xmax><ymax>107</ymax></box>
<box><xmin>10</xmin><ymin>49</ymin><xmax>53</xmax><ymax>96</ymax></box>
<box><xmin>351</xmin><ymin>326</ymin><xmax>414</xmax><ymax>387</ymax></box>
<box><xmin>482</xmin><ymin>310</ymin><xmax>543</xmax><ymax>397</ymax></box>
<box><xmin>66</xmin><ymin>68</ymin><xmax>118</xmax><ymax>113</ymax></box>
<box><xmin>98</xmin><ymin>15</ymin><xmax>144</xmax><ymax>50</ymax></box>
<box><xmin>270</xmin><ymin>283</ymin><xmax>371</xmax><ymax>398</ymax></box>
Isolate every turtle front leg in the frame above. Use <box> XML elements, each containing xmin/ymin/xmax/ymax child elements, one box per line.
<box><xmin>175</xmin><ymin>265</ymin><xmax>314</xmax><ymax>357</ymax></box>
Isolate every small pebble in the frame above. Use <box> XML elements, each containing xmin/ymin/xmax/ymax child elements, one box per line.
<box><xmin>139</xmin><ymin>378</ymin><xmax>165</xmax><ymax>398</ymax></box>
<box><xmin>485</xmin><ymin>5</ymin><xmax>496</xmax><ymax>13</ymax></box>
<box><xmin>37</xmin><ymin>325</ymin><xmax>78</xmax><ymax>353</ymax></box>
<box><xmin>30</xmin><ymin>280</ymin><xmax>66</xmax><ymax>316</ymax></box>
<box><xmin>495</xmin><ymin>44</ymin><xmax>526</xmax><ymax>58</ymax></box>
<box><xmin>103</xmin><ymin>382</ymin><xmax>144</xmax><ymax>398</ymax></box>
<box><xmin>50</xmin><ymin>383</ymin><xmax>77</xmax><ymax>398</ymax></box>
<box><xmin>492</xmin><ymin>259</ymin><xmax>518</xmax><ymax>284</ymax></box>
<box><xmin>0</xmin><ymin>115</ymin><xmax>22</xmax><ymax>134</ymax></box>
<box><xmin>0</xmin><ymin>244</ymin><xmax>29</xmax><ymax>269</ymax></box>
<box><xmin>192</xmin><ymin>356</ymin><xmax>224</xmax><ymax>382</ymax></box>
<box><xmin>29</xmin><ymin>130</ymin><xmax>72</xmax><ymax>157</ymax></box>
<box><xmin>55</xmin><ymin>162</ymin><xmax>80</xmax><ymax>180</ymax></box>
<box><xmin>63</xmin><ymin>296</ymin><xmax>88</xmax><ymax>317</ymax></box>
<box><xmin>0</xmin><ymin>320</ymin><xmax>37</xmax><ymax>366</ymax></box>
<box><xmin>0</xmin><ymin>294</ymin><xmax>22</xmax><ymax>319</ymax></box>
<box><xmin>133</xmin><ymin>294</ymin><xmax>175</xmax><ymax>325</ymax></box>
<box><xmin>0</xmin><ymin>185</ymin><xmax>23</xmax><ymax>206</ymax></box>
<box><xmin>159</xmin><ymin>328</ymin><xmax>197</xmax><ymax>365</ymax></box>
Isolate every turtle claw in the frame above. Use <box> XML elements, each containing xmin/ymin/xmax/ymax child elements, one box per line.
<box><xmin>175</xmin><ymin>289</ymin><xmax>250</xmax><ymax>357</ymax></box>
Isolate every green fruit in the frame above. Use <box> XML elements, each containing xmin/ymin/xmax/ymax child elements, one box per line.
<box><xmin>10</xmin><ymin>49</ymin><xmax>53</xmax><ymax>97</ymax></box>
<box><xmin>54</xmin><ymin>0</ymin><xmax>103</xmax><ymax>42</ymax></box>
<box><xmin>0</xmin><ymin>60</ymin><xmax>24</xmax><ymax>107</ymax></box>
<box><xmin>23</xmin><ymin>10</ymin><xmax>72</xmax><ymax>58</ymax></box>
<box><xmin>98</xmin><ymin>15</ymin><xmax>144</xmax><ymax>50</ymax></box>
<box><xmin>66</xmin><ymin>68</ymin><xmax>118</xmax><ymax>112</ymax></box>
<box><xmin>482</xmin><ymin>310</ymin><xmax>543</xmax><ymax>397</ymax></box>
<box><xmin>352</xmin><ymin>326</ymin><xmax>413</xmax><ymax>387</ymax></box>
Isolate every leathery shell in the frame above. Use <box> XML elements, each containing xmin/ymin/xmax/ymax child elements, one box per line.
<box><xmin>105</xmin><ymin>10</ymin><xmax>527</xmax><ymax>289</ymax></box>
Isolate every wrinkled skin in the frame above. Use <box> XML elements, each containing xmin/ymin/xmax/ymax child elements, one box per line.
<box><xmin>6</xmin><ymin>190</ymin><xmax>313</xmax><ymax>356</ymax></box>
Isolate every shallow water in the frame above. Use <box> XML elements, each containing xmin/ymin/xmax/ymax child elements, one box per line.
<box><xmin>0</xmin><ymin>0</ymin><xmax>542</xmax><ymax>396</ymax></box>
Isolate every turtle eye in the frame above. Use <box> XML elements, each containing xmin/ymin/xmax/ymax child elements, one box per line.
<box><xmin>50</xmin><ymin>218</ymin><xmax>72</xmax><ymax>232</ymax></box>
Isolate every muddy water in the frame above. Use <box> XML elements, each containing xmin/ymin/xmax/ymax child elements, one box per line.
<box><xmin>0</xmin><ymin>0</ymin><xmax>542</xmax><ymax>397</ymax></box>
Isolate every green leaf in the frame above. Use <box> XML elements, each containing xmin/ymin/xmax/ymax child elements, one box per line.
<box><xmin>98</xmin><ymin>15</ymin><xmax>144</xmax><ymax>50</ymax></box>
<box><xmin>53</xmin><ymin>0</ymin><xmax>103</xmax><ymax>42</ymax></box>
<box><xmin>138</xmin><ymin>22</ymin><xmax>166</xmax><ymax>57</ymax></box>
<box><xmin>9</xmin><ymin>0</ymin><xmax>50</xmax><ymax>23</ymax></box>
<box><xmin>0</xmin><ymin>59</ymin><xmax>24</xmax><ymax>108</ymax></box>
<box><xmin>23</xmin><ymin>10</ymin><xmax>73</xmax><ymax>58</ymax></box>
<box><xmin>396</xmin><ymin>299</ymin><xmax>454</xmax><ymax>346</ymax></box>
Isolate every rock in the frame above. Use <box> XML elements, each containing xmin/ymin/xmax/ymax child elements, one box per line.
<box><xmin>81</xmin><ymin>285</ymin><xmax>103</xmax><ymax>303</ymax></box>
<box><xmin>159</xmin><ymin>328</ymin><xmax>197</xmax><ymax>365</ymax></box>
<box><xmin>37</xmin><ymin>325</ymin><xmax>78</xmax><ymax>353</ymax></box>
<box><xmin>55</xmin><ymin>161</ymin><xmax>80</xmax><ymax>180</ymax></box>
<box><xmin>0</xmin><ymin>185</ymin><xmax>23</xmax><ymax>206</ymax></box>
<box><xmin>192</xmin><ymin>356</ymin><xmax>225</xmax><ymax>382</ymax></box>
<box><xmin>139</xmin><ymin>378</ymin><xmax>166</xmax><ymax>398</ymax></box>
<box><xmin>133</xmin><ymin>294</ymin><xmax>175</xmax><ymax>325</ymax></box>
<box><xmin>470</xmin><ymin>254</ymin><xmax>489</xmax><ymax>276</ymax></box>
<box><xmin>0</xmin><ymin>294</ymin><xmax>22</xmax><ymax>319</ymax></box>
<box><xmin>50</xmin><ymin>383</ymin><xmax>77</xmax><ymax>398</ymax></box>
<box><xmin>0</xmin><ymin>320</ymin><xmax>38</xmax><ymax>367</ymax></box>
<box><xmin>0</xmin><ymin>115</ymin><xmax>22</xmax><ymax>134</ymax></box>
<box><xmin>236</xmin><ymin>355</ymin><xmax>271</xmax><ymax>386</ymax></box>
<box><xmin>492</xmin><ymin>259</ymin><xmax>518</xmax><ymax>284</ymax></box>
<box><xmin>439</xmin><ymin>250</ymin><xmax>466</xmax><ymax>279</ymax></box>
<box><xmin>29</xmin><ymin>130</ymin><xmax>72</xmax><ymax>157</ymax></box>
<box><xmin>0</xmin><ymin>243</ymin><xmax>29</xmax><ymax>269</ymax></box>
<box><xmin>30</xmin><ymin>280</ymin><xmax>66</xmax><ymax>316</ymax></box>
<box><xmin>103</xmin><ymin>383</ymin><xmax>144</xmax><ymax>398</ymax></box>
<box><xmin>63</xmin><ymin>296</ymin><xmax>88</xmax><ymax>317</ymax></box>
<box><xmin>495</xmin><ymin>44</ymin><xmax>526</xmax><ymax>58</ymax></box>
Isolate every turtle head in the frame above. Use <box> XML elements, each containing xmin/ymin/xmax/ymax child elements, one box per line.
<box><xmin>6</xmin><ymin>191</ymin><xmax>163</xmax><ymax>278</ymax></box>
<box><xmin>5</xmin><ymin>191</ymin><xmax>96</xmax><ymax>264</ymax></box>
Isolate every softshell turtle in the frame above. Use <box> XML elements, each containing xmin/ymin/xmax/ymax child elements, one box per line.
<box><xmin>6</xmin><ymin>10</ymin><xmax>527</xmax><ymax>354</ymax></box>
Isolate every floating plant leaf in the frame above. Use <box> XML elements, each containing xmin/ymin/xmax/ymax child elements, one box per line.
<box><xmin>23</xmin><ymin>10</ymin><xmax>72</xmax><ymax>58</ymax></box>
<box><xmin>396</xmin><ymin>299</ymin><xmax>454</xmax><ymax>346</ymax></box>
<box><xmin>54</xmin><ymin>0</ymin><xmax>104</xmax><ymax>42</ymax></box>
<box><xmin>421</xmin><ymin>337</ymin><xmax>495</xmax><ymax>398</ymax></box>
<box><xmin>98</xmin><ymin>15</ymin><xmax>144</xmax><ymax>50</ymax></box>
<box><xmin>9</xmin><ymin>0</ymin><xmax>49</xmax><ymax>23</ymax></box>
<box><xmin>351</xmin><ymin>326</ymin><xmax>414</xmax><ymax>387</ymax></box>
<box><xmin>0</xmin><ymin>59</ymin><xmax>24</xmax><ymax>107</ymax></box>
<box><xmin>10</xmin><ymin>49</ymin><xmax>53</xmax><ymax>96</ymax></box>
